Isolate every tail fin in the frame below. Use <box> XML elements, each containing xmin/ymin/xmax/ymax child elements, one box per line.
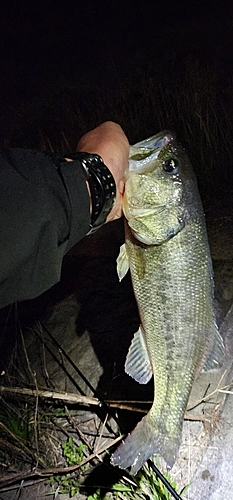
<box><xmin>111</xmin><ymin>415</ymin><xmax>181</xmax><ymax>475</ymax></box>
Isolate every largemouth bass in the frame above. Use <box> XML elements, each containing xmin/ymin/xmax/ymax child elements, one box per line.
<box><xmin>111</xmin><ymin>131</ymin><xmax>225</xmax><ymax>474</ymax></box>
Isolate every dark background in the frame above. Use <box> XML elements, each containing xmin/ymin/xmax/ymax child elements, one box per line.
<box><xmin>0</xmin><ymin>0</ymin><xmax>232</xmax><ymax>136</ymax></box>
<box><xmin>0</xmin><ymin>0</ymin><xmax>233</xmax><ymax>195</ymax></box>
<box><xmin>0</xmin><ymin>0</ymin><xmax>232</xmax><ymax>94</ymax></box>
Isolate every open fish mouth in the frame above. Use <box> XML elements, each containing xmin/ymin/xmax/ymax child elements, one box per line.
<box><xmin>128</xmin><ymin>149</ymin><xmax>159</xmax><ymax>174</ymax></box>
<box><xmin>132</xmin><ymin>131</ymin><xmax>175</xmax><ymax>150</ymax></box>
<box><xmin>128</xmin><ymin>131</ymin><xmax>176</xmax><ymax>174</ymax></box>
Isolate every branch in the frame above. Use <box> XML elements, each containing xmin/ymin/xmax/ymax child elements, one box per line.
<box><xmin>0</xmin><ymin>386</ymin><xmax>99</xmax><ymax>406</ymax></box>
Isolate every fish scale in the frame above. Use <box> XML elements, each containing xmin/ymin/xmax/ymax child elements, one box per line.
<box><xmin>111</xmin><ymin>131</ymin><xmax>225</xmax><ymax>474</ymax></box>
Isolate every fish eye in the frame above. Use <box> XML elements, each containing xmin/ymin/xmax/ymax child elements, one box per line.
<box><xmin>163</xmin><ymin>158</ymin><xmax>179</xmax><ymax>174</ymax></box>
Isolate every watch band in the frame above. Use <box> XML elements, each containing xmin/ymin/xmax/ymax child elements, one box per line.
<box><xmin>65</xmin><ymin>152</ymin><xmax>116</xmax><ymax>234</ymax></box>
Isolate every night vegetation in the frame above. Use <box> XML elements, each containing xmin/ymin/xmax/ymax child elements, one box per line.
<box><xmin>3</xmin><ymin>55</ymin><xmax>233</xmax><ymax>201</ymax></box>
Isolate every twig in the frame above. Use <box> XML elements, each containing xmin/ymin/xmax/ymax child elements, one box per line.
<box><xmin>0</xmin><ymin>422</ymin><xmax>44</xmax><ymax>467</ymax></box>
<box><xmin>107</xmin><ymin>403</ymin><xmax>149</xmax><ymax>413</ymax></box>
<box><xmin>0</xmin><ymin>435</ymin><xmax>124</xmax><ymax>489</ymax></box>
<box><xmin>64</xmin><ymin>405</ymin><xmax>91</xmax><ymax>454</ymax></box>
<box><xmin>2</xmin><ymin>381</ymin><xmax>228</xmax><ymax>418</ymax></box>
<box><xmin>61</xmin><ymin>130</ymin><xmax>71</xmax><ymax>150</ymax></box>
<box><xmin>19</xmin><ymin>327</ymin><xmax>40</xmax><ymax>464</ymax></box>
<box><xmin>184</xmin><ymin>410</ymin><xmax>218</xmax><ymax>422</ymax></box>
<box><xmin>188</xmin><ymin>370</ymin><xmax>230</xmax><ymax>408</ymax></box>
<box><xmin>32</xmin><ymin>373</ymin><xmax>39</xmax><ymax>467</ymax></box>
<box><xmin>0</xmin><ymin>478</ymin><xmax>45</xmax><ymax>494</ymax></box>
<box><xmin>107</xmin><ymin>402</ymin><xmax>221</xmax><ymax>422</ymax></box>
<box><xmin>0</xmin><ymin>437</ymin><xmax>32</xmax><ymax>461</ymax></box>
<box><xmin>40</xmin><ymin>324</ymin><xmax>55</xmax><ymax>389</ymax></box>
<box><xmin>94</xmin><ymin>412</ymin><xmax>108</xmax><ymax>459</ymax></box>
<box><xmin>0</xmin><ymin>386</ymin><xmax>99</xmax><ymax>406</ymax></box>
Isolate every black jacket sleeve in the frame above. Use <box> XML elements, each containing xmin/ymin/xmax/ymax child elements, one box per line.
<box><xmin>0</xmin><ymin>147</ymin><xmax>90</xmax><ymax>308</ymax></box>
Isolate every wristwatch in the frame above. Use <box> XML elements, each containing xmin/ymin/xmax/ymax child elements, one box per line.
<box><xmin>66</xmin><ymin>152</ymin><xmax>117</xmax><ymax>234</ymax></box>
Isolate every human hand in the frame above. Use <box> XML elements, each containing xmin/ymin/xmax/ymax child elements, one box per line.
<box><xmin>77</xmin><ymin>121</ymin><xmax>129</xmax><ymax>222</ymax></box>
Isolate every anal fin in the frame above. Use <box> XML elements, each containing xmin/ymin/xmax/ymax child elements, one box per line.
<box><xmin>203</xmin><ymin>325</ymin><xmax>225</xmax><ymax>371</ymax></box>
<box><xmin>125</xmin><ymin>326</ymin><xmax>153</xmax><ymax>384</ymax></box>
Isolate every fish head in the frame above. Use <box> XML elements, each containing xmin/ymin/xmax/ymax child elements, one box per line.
<box><xmin>124</xmin><ymin>131</ymin><xmax>196</xmax><ymax>245</ymax></box>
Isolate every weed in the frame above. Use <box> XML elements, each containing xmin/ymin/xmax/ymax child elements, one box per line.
<box><xmin>48</xmin><ymin>472</ymin><xmax>81</xmax><ymax>497</ymax></box>
<box><xmin>62</xmin><ymin>436</ymin><xmax>89</xmax><ymax>470</ymax></box>
<box><xmin>48</xmin><ymin>440</ymin><xmax>184</xmax><ymax>499</ymax></box>
<box><xmin>0</xmin><ymin>399</ymin><xmax>33</xmax><ymax>442</ymax></box>
<box><xmin>47</xmin><ymin>437</ymin><xmax>89</xmax><ymax>497</ymax></box>
<box><xmin>104</xmin><ymin>461</ymin><xmax>186</xmax><ymax>500</ymax></box>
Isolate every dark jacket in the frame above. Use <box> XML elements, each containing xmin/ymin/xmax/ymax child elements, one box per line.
<box><xmin>0</xmin><ymin>147</ymin><xmax>90</xmax><ymax>308</ymax></box>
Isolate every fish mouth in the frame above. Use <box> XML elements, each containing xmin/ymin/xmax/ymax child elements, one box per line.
<box><xmin>129</xmin><ymin>131</ymin><xmax>176</xmax><ymax>174</ymax></box>
<box><xmin>132</xmin><ymin>130</ymin><xmax>175</xmax><ymax>150</ymax></box>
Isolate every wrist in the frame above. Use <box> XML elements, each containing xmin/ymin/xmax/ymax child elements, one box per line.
<box><xmin>64</xmin><ymin>157</ymin><xmax>92</xmax><ymax>215</ymax></box>
<box><xmin>66</xmin><ymin>153</ymin><xmax>116</xmax><ymax>234</ymax></box>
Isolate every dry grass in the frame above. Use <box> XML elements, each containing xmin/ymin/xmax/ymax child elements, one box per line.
<box><xmin>3</xmin><ymin>56</ymin><xmax>233</xmax><ymax>199</ymax></box>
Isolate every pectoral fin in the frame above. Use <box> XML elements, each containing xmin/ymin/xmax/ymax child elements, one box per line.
<box><xmin>203</xmin><ymin>326</ymin><xmax>225</xmax><ymax>371</ymax></box>
<box><xmin>125</xmin><ymin>326</ymin><xmax>153</xmax><ymax>384</ymax></box>
<box><xmin>117</xmin><ymin>244</ymin><xmax>130</xmax><ymax>282</ymax></box>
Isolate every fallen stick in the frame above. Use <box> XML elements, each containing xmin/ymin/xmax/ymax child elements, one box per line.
<box><xmin>0</xmin><ymin>386</ymin><xmax>99</xmax><ymax>406</ymax></box>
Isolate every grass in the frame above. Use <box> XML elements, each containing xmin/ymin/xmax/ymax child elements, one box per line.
<box><xmin>0</xmin><ymin>399</ymin><xmax>32</xmax><ymax>442</ymax></box>
<box><xmin>0</xmin><ymin>397</ymin><xmax>62</xmax><ymax>470</ymax></box>
<box><xmin>0</xmin><ymin>339</ymin><xmax>185</xmax><ymax>500</ymax></box>
<box><xmin>48</xmin><ymin>437</ymin><xmax>88</xmax><ymax>497</ymax></box>
<box><xmin>48</xmin><ymin>438</ymin><xmax>184</xmax><ymax>499</ymax></box>
<box><xmin>0</xmin><ymin>394</ymin><xmax>184</xmax><ymax>499</ymax></box>
<box><xmin>3</xmin><ymin>55</ymin><xmax>233</xmax><ymax>199</ymax></box>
